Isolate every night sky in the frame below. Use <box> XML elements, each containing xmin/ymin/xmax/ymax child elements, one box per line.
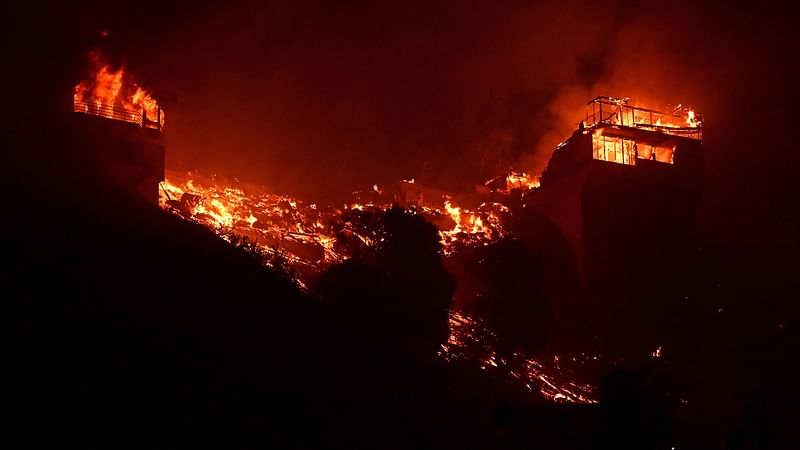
<box><xmin>5</xmin><ymin>0</ymin><xmax>797</xmax><ymax>245</ymax></box>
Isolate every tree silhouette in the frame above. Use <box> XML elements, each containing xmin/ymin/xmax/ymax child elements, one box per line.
<box><xmin>316</xmin><ymin>206</ymin><xmax>455</xmax><ymax>359</ymax></box>
<box><xmin>468</xmin><ymin>238</ymin><xmax>553</xmax><ymax>362</ymax></box>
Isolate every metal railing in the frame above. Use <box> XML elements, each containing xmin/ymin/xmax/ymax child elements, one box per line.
<box><xmin>585</xmin><ymin>96</ymin><xmax>702</xmax><ymax>140</ymax></box>
<box><xmin>73</xmin><ymin>99</ymin><xmax>163</xmax><ymax>132</ymax></box>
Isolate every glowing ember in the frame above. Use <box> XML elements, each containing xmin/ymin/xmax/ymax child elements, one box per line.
<box><xmin>435</xmin><ymin>197</ymin><xmax>503</xmax><ymax>254</ymax></box>
<box><xmin>444</xmin><ymin>312</ymin><xmax>597</xmax><ymax>403</ymax></box>
<box><xmin>651</xmin><ymin>346</ymin><xmax>663</xmax><ymax>358</ymax></box>
<box><xmin>160</xmin><ymin>172</ymin><xmax>338</xmax><ymax>270</ymax></box>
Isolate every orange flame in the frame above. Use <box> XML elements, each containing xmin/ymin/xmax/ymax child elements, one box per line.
<box><xmin>505</xmin><ymin>171</ymin><xmax>540</xmax><ymax>192</ymax></box>
<box><xmin>160</xmin><ymin>171</ymin><xmax>509</xmax><ymax>266</ymax></box>
<box><xmin>73</xmin><ymin>50</ymin><xmax>164</xmax><ymax>128</ymax></box>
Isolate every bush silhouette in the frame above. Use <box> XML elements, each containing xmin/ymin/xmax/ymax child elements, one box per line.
<box><xmin>317</xmin><ymin>206</ymin><xmax>455</xmax><ymax>359</ymax></box>
<box><xmin>468</xmin><ymin>238</ymin><xmax>553</xmax><ymax>361</ymax></box>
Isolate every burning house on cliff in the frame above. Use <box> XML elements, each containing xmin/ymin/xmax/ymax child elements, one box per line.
<box><xmin>69</xmin><ymin>51</ymin><xmax>167</xmax><ymax>204</ymax></box>
<box><xmin>529</xmin><ymin>96</ymin><xmax>704</xmax><ymax>265</ymax></box>
<box><xmin>525</xmin><ymin>96</ymin><xmax>705</xmax><ymax>348</ymax></box>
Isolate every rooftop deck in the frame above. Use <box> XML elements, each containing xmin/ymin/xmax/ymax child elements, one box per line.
<box><xmin>584</xmin><ymin>96</ymin><xmax>702</xmax><ymax>141</ymax></box>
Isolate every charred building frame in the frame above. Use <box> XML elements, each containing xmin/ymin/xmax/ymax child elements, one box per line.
<box><xmin>527</xmin><ymin>97</ymin><xmax>704</xmax><ymax>345</ymax></box>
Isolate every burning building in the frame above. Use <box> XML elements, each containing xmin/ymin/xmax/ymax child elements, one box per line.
<box><xmin>526</xmin><ymin>96</ymin><xmax>705</xmax><ymax>350</ymax></box>
<box><xmin>69</xmin><ymin>51</ymin><xmax>167</xmax><ymax>204</ymax></box>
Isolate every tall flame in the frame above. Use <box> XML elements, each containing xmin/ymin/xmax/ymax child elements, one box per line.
<box><xmin>73</xmin><ymin>50</ymin><xmax>164</xmax><ymax>128</ymax></box>
<box><xmin>686</xmin><ymin>109</ymin><xmax>700</xmax><ymax>128</ymax></box>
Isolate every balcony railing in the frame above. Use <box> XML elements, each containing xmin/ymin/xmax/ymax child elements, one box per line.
<box><xmin>585</xmin><ymin>96</ymin><xmax>702</xmax><ymax>140</ymax></box>
<box><xmin>74</xmin><ymin>100</ymin><xmax>163</xmax><ymax>132</ymax></box>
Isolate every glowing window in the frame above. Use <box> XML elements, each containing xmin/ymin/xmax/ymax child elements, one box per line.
<box><xmin>592</xmin><ymin>134</ymin><xmax>675</xmax><ymax>165</ymax></box>
<box><xmin>592</xmin><ymin>134</ymin><xmax>636</xmax><ymax>165</ymax></box>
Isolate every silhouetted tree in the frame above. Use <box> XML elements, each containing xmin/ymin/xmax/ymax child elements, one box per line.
<box><xmin>468</xmin><ymin>238</ymin><xmax>553</xmax><ymax>362</ymax></box>
<box><xmin>508</xmin><ymin>206</ymin><xmax>588</xmax><ymax>353</ymax></box>
<box><xmin>317</xmin><ymin>206</ymin><xmax>455</xmax><ymax>359</ymax></box>
<box><xmin>315</xmin><ymin>259</ymin><xmax>399</xmax><ymax>339</ymax></box>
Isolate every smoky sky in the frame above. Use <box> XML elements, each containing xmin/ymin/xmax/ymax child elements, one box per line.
<box><xmin>6</xmin><ymin>0</ymin><xmax>797</xmax><ymax>244</ymax></box>
<box><xmin>141</xmin><ymin>1</ymin><xmax>626</xmax><ymax>193</ymax></box>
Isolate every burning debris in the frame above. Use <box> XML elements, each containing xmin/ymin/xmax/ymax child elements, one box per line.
<box><xmin>444</xmin><ymin>311</ymin><xmax>597</xmax><ymax>404</ymax></box>
<box><xmin>483</xmin><ymin>170</ymin><xmax>541</xmax><ymax>196</ymax></box>
<box><xmin>157</xmin><ymin>169</ymin><xmax>600</xmax><ymax>403</ymax></box>
<box><xmin>504</xmin><ymin>171</ymin><xmax>541</xmax><ymax>192</ymax></box>
<box><xmin>158</xmin><ymin>170</ymin><xmax>510</xmax><ymax>269</ymax></box>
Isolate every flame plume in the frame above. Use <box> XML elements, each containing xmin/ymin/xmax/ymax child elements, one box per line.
<box><xmin>73</xmin><ymin>50</ymin><xmax>164</xmax><ymax>129</ymax></box>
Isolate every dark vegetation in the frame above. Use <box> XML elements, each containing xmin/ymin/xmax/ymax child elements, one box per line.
<box><xmin>316</xmin><ymin>206</ymin><xmax>455</xmax><ymax>359</ymax></box>
<box><xmin>467</xmin><ymin>237</ymin><xmax>553</xmax><ymax>362</ymax></box>
<box><xmin>7</xmin><ymin>148</ymin><xmax>797</xmax><ymax>448</ymax></box>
